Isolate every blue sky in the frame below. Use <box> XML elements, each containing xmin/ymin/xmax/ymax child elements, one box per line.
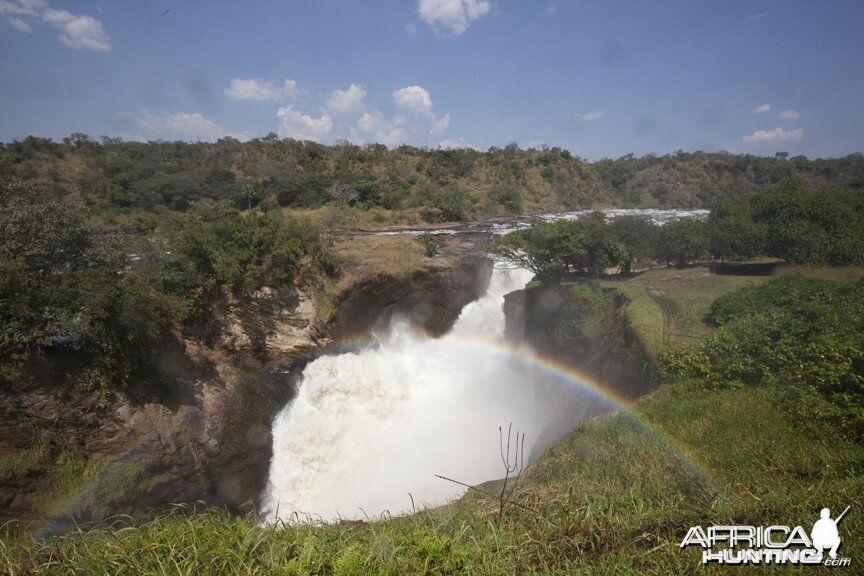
<box><xmin>1</xmin><ymin>0</ymin><xmax>862</xmax><ymax>159</ymax></box>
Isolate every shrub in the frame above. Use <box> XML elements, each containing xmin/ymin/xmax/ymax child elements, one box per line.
<box><xmin>417</xmin><ymin>232</ymin><xmax>438</xmax><ymax>257</ymax></box>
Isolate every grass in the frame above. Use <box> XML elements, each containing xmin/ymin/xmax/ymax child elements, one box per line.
<box><xmin>3</xmin><ymin>382</ymin><xmax>861</xmax><ymax>574</ymax></box>
<box><xmin>284</xmin><ymin>206</ymin><xmax>424</xmax><ymax>231</ymax></box>
<box><xmin>601</xmin><ymin>262</ymin><xmax>864</xmax><ymax>356</ymax></box>
<box><xmin>0</xmin><ymin>442</ymin><xmax>106</xmax><ymax>521</ymax></box>
<box><xmin>313</xmin><ymin>235</ymin><xmax>430</xmax><ymax>325</ymax></box>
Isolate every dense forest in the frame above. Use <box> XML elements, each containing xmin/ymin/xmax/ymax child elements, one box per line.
<box><xmin>2</xmin><ymin>135</ymin><xmax>863</xmax><ymax>225</ymax></box>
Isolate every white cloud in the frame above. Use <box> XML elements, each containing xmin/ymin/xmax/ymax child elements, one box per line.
<box><xmin>393</xmin><ymin>85</ymin><xmax>434</xmax><ymax>116</ymax></box>
<box><xmin>326</xmin><ymin>84</ymin><xmax>367</xmax><ymax>116</ymax></box>
<box><xmin>437</xmin><ymin>137</ymin><xmax>476</xmax><ymax>150</ymax></box>
<box><xmin>741</xmin><ymin>127</ymin><xmax>804</xmax><ymax>144</ymax></box>
<box><xmin>357</xmin><ymin>111</ymin><xmax>385</xmax><ymax>133</ymax></box>
<box><xmin>752</xmin><ymin>103</ymin><xmax>772</xmax><ymax>114</ymax></box>
<box><xmin>417</xmin><ymin>0</ymin><xmax>491</xmax><ymax>36</ymax></box>
<box><xmin>2</xmin><ymin>1</ymin><xmax>110</xmax><ymax>51</ymax></box>
<box><xmin>0</xmin><ymin>0</ymin><xmax>45</xmax><ymax>16</ymax></box>
<box><xmin>392</xmin><ymin>85</ymin><xmax>451</xmax><ymax>139</ymax></box>
<box><xmin>405</xmin><ymin>23</ymin><xmax>418</xmax><ymax>35</ymax></box>
<box><xmin>778</xmin><ymin>109</ymin><xmax>800</xmax><ymax>120</ymax></box>
<box><xmin>7</xmin><ymin>16</ymin><xmax>30</xmax><ymax>31</ymax></box>
<box><xmin>574</xmin><ymin>111</ymin><xmax>604</xmax><ymax>122</ymax></box>
<box><xmin>42</xmin><ymin>8</ymin><xmax>110</xmax><ymax>51</ymax></box>
<box><xmin>277</xmin><ymin>105</ymin><xmax>333</xmax><ymax>142</ymax></box>
<box><xmin>225</xmin><ymin>78</ymin><xmax>297</xmax><ymax>101</ymax></box>
<box><xmin>748</xmin><ymin>13</ymin><xmax>767</xmax><ymax>20</ymax></box>
<box><xmin>430</xmin><ymin>113</ymin><xmax>450</xmax><ymax>137</ymax></box>
<box><xmin>353</xmin><ymin>111</ymin><xmax>408</xmax><ymax>147</ymax></box>
<box><xmin>123</xmin><ymin>110</ymin><xmax>226</xmax><ymax>141</ymax></box>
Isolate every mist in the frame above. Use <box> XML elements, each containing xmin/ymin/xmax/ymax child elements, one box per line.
<box><xmin>262</xmin><ymin>266</ymin><xmax>606</xmax><ymax>521</ymax></box>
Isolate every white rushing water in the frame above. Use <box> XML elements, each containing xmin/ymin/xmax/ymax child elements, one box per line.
<box><xmin>262</xmin><ymin>266</ymin><xmax>606</xmax><ymax>521</ymax></box>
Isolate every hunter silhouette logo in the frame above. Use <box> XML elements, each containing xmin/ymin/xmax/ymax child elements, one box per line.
<box><xmin>812</xmin><ymin>506</ymin><xmax>849</xmax><ymax>561</ymax></box>
<box><xmin>680</xmin><ymin>505</ymin><xmax>852</xmax><ymax>567</ymax></box>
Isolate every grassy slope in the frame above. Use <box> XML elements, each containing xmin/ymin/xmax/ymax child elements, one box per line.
<box><xmin>3</xmin><ymin>265</ymin><xmax>864</xmax><ymax>574</ymax></box>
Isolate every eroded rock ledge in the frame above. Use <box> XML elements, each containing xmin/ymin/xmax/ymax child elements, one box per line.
<box><xmin>0</xmin><ymin>253</ymin><xmax>492</xmax><ymax>529</ymax></box>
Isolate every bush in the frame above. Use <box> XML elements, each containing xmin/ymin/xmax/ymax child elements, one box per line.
<box><xmin>660</xmin><ymin>276</ymin><xmax>864</xmax><ymax>439</ymax></box>
<box><xmin>417</xmin><ymin>232</ymin><xmax>437</xmax><ymax>257</ymax></box>
<box><xmin>657</xmin><ymin>218</ymin><xmax>708</xmax><ymax>266</ymax></box>
<box><xmin>419</xmin><ymin>184</ymin><xmax>476</xmax><ymax>223</ymax></box>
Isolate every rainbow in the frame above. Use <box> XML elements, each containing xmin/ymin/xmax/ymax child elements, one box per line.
<box><xmin>316</xmin><ymin>329</ymin><xmax>718</xmax><ymax>488</ymax></box>
<box><xmin>35</xmin><ymin>327</ymin><xmax>717</xmax><ymax>532</ymax></box>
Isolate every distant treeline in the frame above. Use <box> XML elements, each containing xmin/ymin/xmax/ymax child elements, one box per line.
<box><xmin>1</xmin><ymin>134</ymin><xmax>863</xmax><ymax>222</ymax></box>
<box><xmin>490</xmin><ymin>179</ymin><xmax>864</xmax><ymax>281</ymax></box>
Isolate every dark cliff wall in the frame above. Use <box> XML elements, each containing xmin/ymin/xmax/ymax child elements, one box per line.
<box><xmin>504</xmin><ymin>282</ymin><xmax>655</xmax><ymax>399</ymax></box>
<box><xmin>0</xmin><ymin>255</ymin><xmax>493</xmax><ymax>529</ymax></box>
<box><xmin>326</xmin><ymin>255</ymin><xmax>492</xmax><ymax>341</ymax></box>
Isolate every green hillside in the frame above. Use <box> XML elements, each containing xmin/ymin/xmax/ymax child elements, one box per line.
<box><xmin>2</xmin><ymin>136</ymin><xmax>862</xmax><ymax>227</ymax></box>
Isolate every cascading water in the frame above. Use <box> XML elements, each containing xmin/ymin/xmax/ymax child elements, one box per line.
<box><xmin>262</xmin><ymin>265</ymin><xmax>606</xmax><ymax>521</ymax></box>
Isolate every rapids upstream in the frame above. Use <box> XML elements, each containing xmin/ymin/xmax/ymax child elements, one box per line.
<box><xmin>262</xmin><ymin>265</ymin><xmax>610</xmax><ymax>521</ymax></box>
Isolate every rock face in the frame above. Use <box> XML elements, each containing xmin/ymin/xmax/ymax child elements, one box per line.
<box><xmin>503</xmin><ymin>282</ymin><xmax>655</xmax><ymax>399</ymax></box>
<box><xmin>0</xmin><ymin>256</ymin><xmax>492</xmax><ymax>529</ymax></box>
<box><xmin>327</xmin><ymin>255</ymin><xmax>492</xmax><ymax>341</ymax></box>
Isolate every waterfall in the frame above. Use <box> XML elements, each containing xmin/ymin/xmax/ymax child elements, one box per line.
<box><xmin>262</xmin><ymin>265</ymin><xmax>599</xmax><ymax>521</ymax></box>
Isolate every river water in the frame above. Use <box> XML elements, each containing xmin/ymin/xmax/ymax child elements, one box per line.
<box><xmin>262</xmin><ymin>265</ymin><xmax>603</xmax><ymax>521</ymax></box>
<box><xmin>263</xmin><ymin>208</ymin><xmax>703</xmax><ymax>521</ymax></box>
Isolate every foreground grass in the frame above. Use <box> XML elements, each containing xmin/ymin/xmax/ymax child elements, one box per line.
<box><xmin>4</xmin><ymin>382</ymin><xmax>861</xmax><ymax>575</ymax></box>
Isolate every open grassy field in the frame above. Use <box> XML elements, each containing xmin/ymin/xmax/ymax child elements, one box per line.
<box><xmin>602</xmin><ymin>263</ymin><xmax>864</xmax><ymax>355</ymax></box>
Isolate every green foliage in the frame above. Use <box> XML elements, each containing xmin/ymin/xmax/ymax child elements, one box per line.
<box><xmin>0</xmin><ymin>180</ymin><xmax>180</xmax><ymax>386</ymax></box>
<box><xmin>705</xmin><ymin>198</ymin><xmax>761</xmax><ymax>261</ymax></box>
<box><xmin>417</xmin><ymin>232</ymin><xmax>438</xmax><ymax>257</ymax></box>
<box><xmin>567</xmin><ymin>212</ymin><xmax>629</xmax><ymax>277</ymax></box>
<box><xmin>750</xmin><ymin>178</ymin><xmax>864</xmax><ymax>265</ymax></box>
<box><xmin>607</xmin><ymin>215</ymin><xmax>660</xmax><ymax>273</ymax></box>
<box><xmin>490</xmin><ymin>214</ymin><xmax>631</xmax><ymax>282</ymax></box>
<box><xmin>489</xmin><ymin>180</ymin><xmax>524</xmax><ymax>214</ymax></box>
<box><xmin>0</xmin><ymin>179</ymin><xmax>331</xmax><ymax>389</ymax></box>
<box><xmin>660</xmin><ymin>275</ymin><xmax>864</xmax><ymax>439</ymax></box>
<box><xmin>419</xmin><ymin>184</ymin><xmax>477</xmax><ymax>222</ymax></box>
<box><xmin>3</xmin><ymin>135</ymin><xmax>864</xmax><ymax>223</ymax></box>
<box><xmin>657</xmin><ymin>218</ymin><xmax>708</xmax><ymax>265</ymax></box>
<box><xmin>173</xmin><ymin>212</ymin><xmax>331</xmax><ymax>296</ymax></box>
<box><xmin>489</xmin><ymin>219</ymin><xmax>585</xmax><ymax>281</ymax></box>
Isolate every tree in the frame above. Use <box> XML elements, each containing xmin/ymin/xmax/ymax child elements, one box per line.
<box><xmin>490</xmin><ymin>180</ymin><xmax>524</xmax><ymax>214</ymax></box>
<box><xmin>705</xmin><ymin>199</ymin><xmax>761</xmax><ymax>261</ymax></box>
<box><xmin>420</xmin><ymin>184</ymin><xmax>476</xmax><ymax>223</ymax></box>
<box><xmin>488</xmin><ymin>219</ymin><xmax>585</xmax><ymax>282</ymax></box>
<box><xmin>750</xmin><ymin>179</ymin><xmax>864</xmax><ymax>265</ymax></box>
<box><xmin>323</xmin><ymin>202</ymin><xmax>357</xmax><ymax>247</ymax></box>
<box><xmin>568</xmin><ymin>211</ymin><xmax>629</xmax><ymax>278</ymax></box>
<box><xmin>657</xmin><ymin>218</ymin><xmax>708</xmax><ymax>266</ymax></box>
<box><xmin>0</xmin><ymin>180</ymin><xmax>98</xmax><ymax>274</ymax></box>
<box><xmin>608</xmin><ymin>215</ymin><xmax>660</xmax><ymax>274</ymax></box>
<box><xmin>240</xmin><ymin>183</ymin><xmax>259</xmax><ymax>210</ymax></box>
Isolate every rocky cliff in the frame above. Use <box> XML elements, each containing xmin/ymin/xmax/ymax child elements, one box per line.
<box><xmin>503</xmin><ymin>281</ymin><xmax>655</xmax><ymax>399</ymax></box>
<box><xmin>0</xmin><ymin>253</ymin><xmax>492</xmax><ymax>530</ymax></box>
